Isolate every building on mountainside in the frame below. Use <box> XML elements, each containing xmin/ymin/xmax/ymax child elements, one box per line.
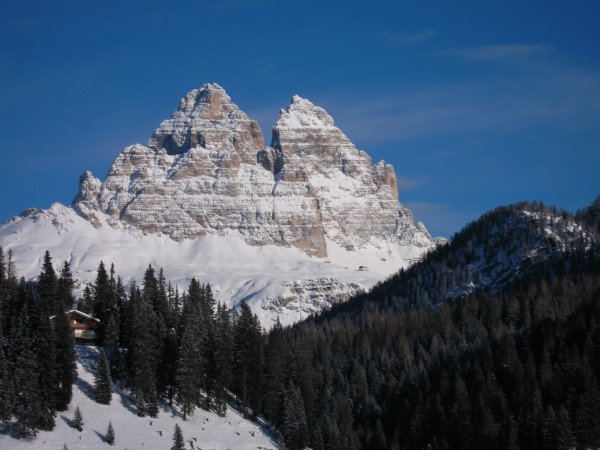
<box><xmin>51</xmin><ymin>310</ymin><xmax>100</xmax><ymax>345</ymax></box>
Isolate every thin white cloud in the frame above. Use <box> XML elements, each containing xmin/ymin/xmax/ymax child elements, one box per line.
<box><xmin>435</xmin><ymin>44</ymin><xmax>554</xmax><ymax>62</ymax></box>
<box><xmin>317</xmin><ymin>49</ymin><xmax>600</xmax><ymax>146</ymax></box>
<box><xmin>379</xmin><ymin>29</ymin><xmax>438</xmax><ymax>47</ymax></box>
<box><xmin>396</xmin><ymin>175</ymin><xmax>428</xmax><ymax>191</ymax></box>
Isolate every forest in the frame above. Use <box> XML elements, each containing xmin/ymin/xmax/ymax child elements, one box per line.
<box><xmin>0</xmin><ymin>199</ymin><xmax>599</xmax><ymax>449</ymax></box>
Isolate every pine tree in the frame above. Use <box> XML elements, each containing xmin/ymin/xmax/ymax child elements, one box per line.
<box><xmin>282</xmin><ymin>381</ymin><xmax>308</xmax><ymax>450</ymax></box>
<box><xmin>263</xmin><ymin>318</ymin><xmax>288</xmax><ymax>425</ymax></box>
<box><xmin>92</xmin><ymin>261</ymin><xmax>113</xmax><ymax>345</ymax></box>
<box><xmin>38</xmin><ymin>250</ymin><xmax>58</xmax><ymax>315</ymax></box>
<box><xmin>53</xmin><ymin>261</ymin><xmax>77</xmax><ymax>411</ymax></box>
<box><xmin>0</xmin><ymin>246</ymin><xmax>7</xmax><ymax>335</ymax></box>
<box><xmin>11</xmin><ymin>289</ymin><xmax>44</xmax><ymax>437</ymax></box>
<box><xmin>171</xmin><ymin>423</ymin><xmax>185</xmax><ymax>450</ymax></box>
<box><xmin>152</xmin><ymin>267</ymin><xmax>177</xmax><ymax>400</ymax></box>
<box><xmin>146</xmin><ymin>386</ymin><xmax>159</xmax><ymax>418</ymax></box>
<box><xmin>233</xmin><ymin>302</ymin><xmax>263</xmax><ymax>418</ymax></box>
<box><xmin>128</xmin><ymin>281</ymin><xmax>159</xmax><ymax>415</ymax></box>
<box><xmin>0</xmin><ymin>342</ymin><xmax>11</xmax><ymax>420</ymax></box>
<box><xmin>73</xmin><ymin>405</ymin><xmax>83</xmax><ymax>431</ymax></box>
<box><xmin>200</xmin><ymin>283</ymin><xmax>217</xmax><ymax>408</ymax></box>
<box><xmin>105</xmin><ymin>421</ymin><xmax>115</xmax><ymax>445</ymax></box>
<box><xmin>33</xmin><ymin>251</ymin><xmax>58</xmax><ymax>427</ymax></box>
<box><xmin>12</xmin><ymin>341</ymin><xmax>42</xmax><ymax>437</ymax></box>
<box><xmin>132</xmin><ymin>386</ymin><xmax>146</xmax><ymax>417</ymax></box>
<box><xmin>175</xmin><ymin>283</ymin><xmax>203</xmax><ymax>419</ymax></box>
<box><xmin>213</xmin><ymin>302</ymin><xmax>233</xmax><ymax>416</ymax></box>
<box><xmin>94</xmin><ymin>349</ymin><xmax>113</xmax><ymax>404</ymax></box>
<box><xmin>0</xmin><ymin>251</ymin><xmax>11</xmax><ymax>418</ymax></box>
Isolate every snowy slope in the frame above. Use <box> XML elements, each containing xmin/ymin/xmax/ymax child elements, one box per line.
<box><xmin>0</xmin><ymin>203</ymin><xmax>425</xmax><ymax>327</ymax></box>
<box><xmin>0</xmin><ymin>346</ymin><xmax>276</xmax><ymax>449</ymax></box>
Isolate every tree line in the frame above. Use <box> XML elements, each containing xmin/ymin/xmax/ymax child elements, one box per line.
<box><xmin>0</xmin><ymin>247</ymin><xmax>263</xmax><ymax>438</ymax></box>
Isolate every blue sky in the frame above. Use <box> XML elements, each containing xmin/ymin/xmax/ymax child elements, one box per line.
<box><xmin>1</xmin><ymin>1</ymin><xmax>599</xmax><ymax>238</ymax></box>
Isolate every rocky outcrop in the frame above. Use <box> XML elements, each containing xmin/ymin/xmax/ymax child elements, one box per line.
<box><xmin>72</xmin><ymin>171</ymin><xmax>103</xmax><ymax>228</ymax></box>
<box><xmin>73</xmin><ymin>83</ymin><xmax>434</xmax><ymax>257</ymax></box>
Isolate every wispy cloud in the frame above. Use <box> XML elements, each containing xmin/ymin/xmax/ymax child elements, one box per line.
<box><xmin>396</xmin><ymin>175</ymin><xmax>428</xmax><ymax>191</ymax></box>
<box><xmin>379</xmin><ymin>29</ymin><xmax>438</xmax><ymax>47</ymax></box>
<box><xmin>435</xmin><ymin>44</ymin><xmax>553</xmax><ymax>62</ymax></box>
<box><xmin>318</xmin><ymin>47</ymin><xmax>600</xmax><ymax>146</ymax></box>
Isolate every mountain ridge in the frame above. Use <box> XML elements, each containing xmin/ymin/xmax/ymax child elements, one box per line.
<box><xmin>71</xmin><ymin>83</ymin><xmax>434</xmax><ymax>257</ymax></box>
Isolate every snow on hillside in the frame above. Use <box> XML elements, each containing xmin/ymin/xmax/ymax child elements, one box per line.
<box><xmin>0</xmin><ymin>346</ymin><xmax>277</xmax><ymax>450</ymax></box>
<box><xmin>0</xmin><ymin>203</ymin><xmax>425</xmax><ymax>327</ymax></box>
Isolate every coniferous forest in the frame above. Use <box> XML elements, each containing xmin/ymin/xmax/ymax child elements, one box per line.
<box><xmin>0</xmin><ymin>199</ymin><xmax>599</xmax><ymax>449</ymax></box>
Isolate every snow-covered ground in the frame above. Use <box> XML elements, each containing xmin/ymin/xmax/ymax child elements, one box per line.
<box><xmin>0</xmin><ymin>203</ymin><xmax>429</xmax><ymax>327</ymax></box>
<box><xmin>0</xmin><ymin>346</ymin><xmax>277</xmax><ymax>450</ymax></box>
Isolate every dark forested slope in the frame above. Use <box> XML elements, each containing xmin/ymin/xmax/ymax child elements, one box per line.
<box><xmin>268</xmin><ymin>200</ymin><xmax>600</xmax><ymax>450</ymax></box>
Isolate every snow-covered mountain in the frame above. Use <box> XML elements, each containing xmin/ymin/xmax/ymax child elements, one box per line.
<box><xmin>0</xmin><ymin>83</ymin><xmax>436</xmax><ymax>326</ymax></box>
<box><xmin>369</xmin><ymin>201</ymin><xmax>600</xmax><ymax>308</ymax></box>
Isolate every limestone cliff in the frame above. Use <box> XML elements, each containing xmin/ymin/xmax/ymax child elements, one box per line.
<box><xmin>73</xmin><ymin>83</ymin><xmax>434</xmax><ymax>257</ymax></box>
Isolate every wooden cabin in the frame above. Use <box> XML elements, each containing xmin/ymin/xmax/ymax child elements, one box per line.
<box><xmin>52</xmin><ymin>310</ymin><xmax>100</xmax><ymax>345</ymax></box>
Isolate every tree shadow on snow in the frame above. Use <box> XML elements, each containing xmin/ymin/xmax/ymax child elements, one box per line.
<box><xmin>75</xmin><ymin>376</ymin><xmax>95</xmax><ymax>401</ymax></box>
<box><xmin>225</xmin><ymin>400</ymin><xmax>280</xmax><ymax>448</ymax></box>
<box><xmin>94</xmin><ymin>429</ymin><xmax>107</xmax><ymax>443</ymax></box>
<box><xmin>115</xmin><ymin>385</ymin><xmax>138</xmax><ymax>415</ymax></box>
<box><xmin>59</xmin><ymin>414</ymin><xmax>75</xmax><ymax>429</ymax></box>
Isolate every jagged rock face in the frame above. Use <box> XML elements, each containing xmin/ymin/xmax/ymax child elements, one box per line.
<box><xmin>74</xmin><ymin>83</ymin><xmax>433</xmax><ymax>257</ymax></box>
<box><xmin>271</xmin><ymin>96</ymin><xmax>424</xmax><ymax>252</ymax></box>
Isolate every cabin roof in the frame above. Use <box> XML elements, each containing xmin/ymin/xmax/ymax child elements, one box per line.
<box><xmin>50</xmin><ymin>309</ymin><xmax>100</xmax><ymax>322</ymax></box>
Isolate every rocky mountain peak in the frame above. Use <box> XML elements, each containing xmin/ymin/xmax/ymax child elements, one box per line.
<box><xmin>72</xmin><ymin>171</ymin><xmax>102</xmax><ymax>227</ymax></box>
<box><xmin>276</xmin><ymin>95</ymin><xmax>336</xmax><ymax>130</ymax></box>
<box><xmin>147</xmin><ymin>83</ymin><xmax>264</xmax><ymax>156</ymax></box>
<box><xmin>175</xmin><ymin>83</ymin><xmax>234</xmax><ymax>118</ymax></box>
<box><xmin>70</xmin><ymin>84</ymin><xmax>435</xmax><ymax>257</ymax></box>
<box><xmin>272</xmin><ymin>95</ymin><xmax>351</xmax><ymax>151</ymax></box>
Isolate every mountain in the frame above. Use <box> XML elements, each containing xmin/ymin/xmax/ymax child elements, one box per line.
<box><xmin>326</xmin><ymin>200</ymin><xmax>599</xmax><ymax>317</ymax></box>
<box><xmin>265</xmin><ymin>199</ymin><xmax>600</xmax><ymax>449</ymax></box>
<box><xmin>0</xmin><ymin>83</ymin><xmax>435</xmax><ymax>326</ymax></box>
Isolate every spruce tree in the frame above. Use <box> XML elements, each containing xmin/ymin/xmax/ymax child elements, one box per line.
<box><xmin>37</xmin><ymin>250</ymin><xmax>58</xmax><ymax>315</ymax></box>
<box><xmin>106</xmin><ymin>421</ymin><xmax>115</xmax><ymax>445</ymax></box>
<box><xmin>213</xmin><ymin>302</ymin><xmax>233</xmax><ymax>416</ymax></box>
<box><xmin>282</xmin><ymin>381</ymin><xmax>308</xmax><ymax>450</ymax></box>
<box><xmin>128</xmin><ymin>281</ymin><xmax>158</xmax><ymax>415</ymax></box>
<box><xmin>94</xmin><ymin>349</ymin><xmax>113</xmax><ymax>404</ymax></box>
<box><xmin>146</xmin><ymin>386</ymin><xmax>159</xmax><ymax>418</ymax></box>
<box><xmin>0</xmin><ymin>342</ymin><xmax>11</xmax><ymax>420</ymax></box>
<box><xmin>10</xmin><ymin>285</ymin><xmax>41</xmax><ymax>436</ymax></box>
<box><xmin>73</xmin><ymin>405</ymin><xmax>83</xmax><ymax>431</ymax></box>
<box><xmin>33</xmin><ymin>251</ymin><xmax>58</xmax><ymax>427</ymax></box>
<box><xmin>53</xmin><ymin>261</ymin><xmax>77</xmax><ymax>411</ymax></box>
<box><xmin>200</xmin><ymin>283</ymin><xmax>217</xmax><ymax>408</ymax></box>
<box><xmin>171</xmin><ymin>423</ymin><xmax>185</xmax><ymax>450</ymax></box>
<box><xmin>12</xmin><ymin>336</ymin><xmax>42</xmax><ymax>437</ymax></box>
<box><xmin>175</xmin><ymin>283</ymin><xmax>202</xmax><ymax>419</ymax></box>
<box><xmin>263</xmin><ymin>318</ymin><xmax>288</xmax><ymax>425</ymax></box>
<box><xmin>233</xmin><ymin>302</ymin><xmax>263</xmax><ymax>418</ymax></box>
<box><xmin>92</xmin><ymin>261</ymin><xmax>113</xmax><ymax>345</ymax></box>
